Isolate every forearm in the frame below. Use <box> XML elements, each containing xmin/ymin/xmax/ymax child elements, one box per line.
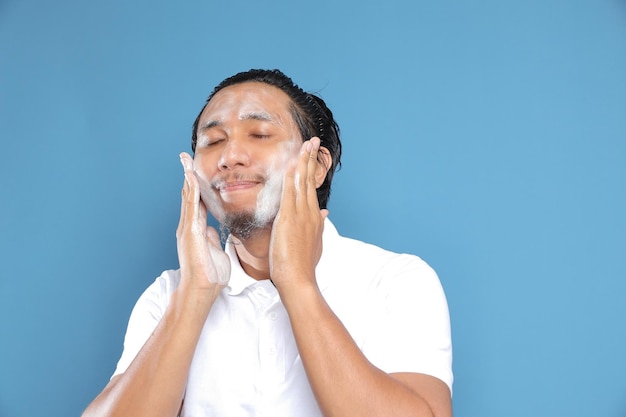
<box><xmin>82</xmin><ymin>287</ymin><xmax>215</xmax><ymax>417</ymax></box>
<box><xmin>280</xmin><ymin>282</ymin><xmax>438</xmax><ymax>417</ymax></box>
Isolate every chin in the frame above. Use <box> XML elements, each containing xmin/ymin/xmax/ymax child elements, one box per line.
<box><xmin>222</xmin><ymin>209</ymin><xmax>273</xmax><ymax>241</ymax></box>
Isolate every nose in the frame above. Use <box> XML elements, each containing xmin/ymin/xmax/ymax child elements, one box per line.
<box><xmin>218</xmin><ymin>137</ymin><xmax>250</xmax><ymax>170</ymax></box>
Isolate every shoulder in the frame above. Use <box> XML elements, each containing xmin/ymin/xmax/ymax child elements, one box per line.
<box><xmin>321</xmin><ymin>220</ymin><xmax>439</xmax><ymax>290</ymax></box>
<box><xmin>131</xmin><ymin>269</ymin><xmax>182</xmax><ymax>314</ymax></box>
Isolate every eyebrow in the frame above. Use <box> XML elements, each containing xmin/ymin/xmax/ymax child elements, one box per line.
<box><xmin>199</xmin><ymin>112</ymin><xmax>275</xmax><ymax>132</ymax></box>
<box><xmin>239</xmin><ymin>112</ymin><xmax>274</xmax><ymax>122</ymax></box>
<box><xmin>199</xmin><ymin>120</ymin><xmax>222</xmax><ymax>131</ymax></box>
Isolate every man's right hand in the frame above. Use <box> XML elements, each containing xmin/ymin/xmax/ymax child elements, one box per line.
<box><xmin>178</xmin><ymin>152</ymin><xmax>230</xmax><ymax>296</ymax></box>
<box><xmin>81</xmin><ymin>154</ymin><xmax>231</xmax><ymax>417</ymax></box>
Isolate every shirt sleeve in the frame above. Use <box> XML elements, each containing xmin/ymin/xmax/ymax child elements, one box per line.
<box><xmin>112</xmin><ymin>270</ymin><xmax>179</xmax><ymax>378</ymax></box>
<box><xmin>361</xmin><ymin>255</ymin><xmax>453</xmax><ymax>393</ymax></box>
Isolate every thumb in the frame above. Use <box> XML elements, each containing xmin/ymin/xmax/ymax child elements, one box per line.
<box><xmin>206</xmin><ymin>226</ymin><xmax>222</xmax><ymax>247</ymax></box>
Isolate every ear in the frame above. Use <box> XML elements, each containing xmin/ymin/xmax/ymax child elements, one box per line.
<box><xmin>315</xmin><ymin>146</ymin><xmax>333</xmax><ymax>189</ymax></box>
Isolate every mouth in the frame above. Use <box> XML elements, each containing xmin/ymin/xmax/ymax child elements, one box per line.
<box><xmin>218</xmin><ymin>180</ymin><xmax>261</xmax><ymax>193</ymax></box>
<box><xmin>213</xmin><ymin>174</ymin><xmax>266</xmax><ymax>195</ymax></box>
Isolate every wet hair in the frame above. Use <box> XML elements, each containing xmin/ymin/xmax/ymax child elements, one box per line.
<box><xmin>191</xmin><ymin>69</ymin><xmax>342</xmax><ymax>209</ymax></box>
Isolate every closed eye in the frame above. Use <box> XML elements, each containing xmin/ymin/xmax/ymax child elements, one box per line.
<box><xmin>197</xmin><ymin>136</ymin><xmax>225</xmax><ymax>148</ymax></box>
<box><xmin>196</xmin><ymin>133</ymin><xmax>222</xmax><ymax>148</ymax></box>
<box><xmin>251</xmin><ymin>134</ymin><xmax>271</xmax><ymax>139</ymax></box>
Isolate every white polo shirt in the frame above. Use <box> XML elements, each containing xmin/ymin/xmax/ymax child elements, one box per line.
<box><xmin>114</xmin><ymin>219</ymin><xmax>453</xmax><ymax>417</ymax></box>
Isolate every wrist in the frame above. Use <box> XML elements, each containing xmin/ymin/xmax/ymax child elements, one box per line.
<box><xmin>171</xmin><ymin>283</ymin><xmax>222</xmax><ymax>322</ymax></box>
<box><xmin>275</xmin><ymin>278</ymin><xmax>321</xmax><ymax>310</ymax></box>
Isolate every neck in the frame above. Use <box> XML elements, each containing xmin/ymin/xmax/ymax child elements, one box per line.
<box><xmin>231</xmin><ymin>227</ymin><xmax>272</xmax><ymax>280</ymax></box>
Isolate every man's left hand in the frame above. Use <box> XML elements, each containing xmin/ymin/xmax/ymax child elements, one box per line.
<box><xmin>269</xmin><ymin>137</ymin><xmax>327</xmax><ymax>292</ymax></box>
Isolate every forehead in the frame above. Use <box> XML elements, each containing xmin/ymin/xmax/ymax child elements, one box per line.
<box><xmin>200</xmin><ymin>82</ymin><xmax>295</xmax><ymax>124</ymax></box>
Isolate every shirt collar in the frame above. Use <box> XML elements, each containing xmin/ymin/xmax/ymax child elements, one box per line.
<box><xmin>224</xmin><ymin>240</ymin><xmax>260</xmax><ymax>296</ymax></box>
<box><xmin>316</xmin><ymin>218</ymin><xmax>340</xmax><ymax>291</ymax></box>
<box><xmin>224</xmin><ymin>218</ymin><xmax>341</xmax><ymax>295</ymax></box>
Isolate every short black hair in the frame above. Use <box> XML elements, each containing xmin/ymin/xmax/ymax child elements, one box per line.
<box><xmin>191</xmin><ymin>69</ymin><xmax>342</xmax><ymax>209</ymax></box>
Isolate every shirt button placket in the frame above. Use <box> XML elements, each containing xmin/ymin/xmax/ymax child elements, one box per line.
<box><xmin>253</xmin><ymin>283</ymin><xmax>282</xmax><ymax>390</ymax></box>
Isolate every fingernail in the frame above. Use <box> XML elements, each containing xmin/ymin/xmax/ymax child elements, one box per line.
<box><xmin>180</xmin><ymin>155</ymin><xmax>191</xmax><ymax>171</ymax></box>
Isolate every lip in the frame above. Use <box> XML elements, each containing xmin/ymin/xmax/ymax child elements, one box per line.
<box><xmin>218</xmin><ymin>180</ymin><xmax>261</xmax><ymax>193</ymax></box>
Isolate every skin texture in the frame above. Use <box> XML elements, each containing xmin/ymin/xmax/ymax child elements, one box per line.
<box><xmin>82</xmin><ymin>82</ymin><xmax>452</xmax><ymax>417</ymax></box>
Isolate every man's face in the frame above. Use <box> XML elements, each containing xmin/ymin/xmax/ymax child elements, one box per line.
<box><xmin>193</xmin><ymin>82</ymin><xmax>302</xmax><ymax>237</ymax></box>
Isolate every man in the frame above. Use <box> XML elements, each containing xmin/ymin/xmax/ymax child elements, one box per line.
<box><xmin>83</xmin><ymin>69</ymin><xmax>453</xmax><ymax>417</ymax></box>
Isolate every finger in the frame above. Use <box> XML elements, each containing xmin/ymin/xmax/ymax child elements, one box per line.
<box><xmin>206</xmin><ymin>226</ymin><xmax>221</xmax><ymax>247</ymax></box>
<box><xmin>186</xmin><ymin>173</ymin><xmax>204</xmax><ymax>234</ymax></box>
<box><xmin>279</xmin><ymin>153</ymin><xmax>299</xmax><ymax>212</ymax></box>
<box><xmin>179</xmin><ymin>153</ymin><xmax>200</xmax><ymax>234</ymax></box>
<box><xmin>177</xmin><ymin>154</ymin><xmax>191</xmax><ymax>238</ymax></box>
<box><xmin>196</xmin><ymin>195</ymin><xmax>208</xmax><ymax>234</ymax></box>
<box><xmin>177</xmin><ymin>177</ymin><xmax>186</xmax><ymax>239</ymax></box>
<box><xmin>306</xmin><ymin>137</ymin><xmax>321</xmax><ymax>207</ymax></box>
<box><xmin>295</xmin><ymin>139</ymin><xmax>313</xmax><ymax>207</ymax></box>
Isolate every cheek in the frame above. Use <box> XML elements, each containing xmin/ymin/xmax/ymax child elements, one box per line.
<box><xmin>266</xmin><ymin>147</ymin><xmax>297</xmax><ymax>181</ymax></box>
<box><xmin>192</xmin><ymin>156</ymin><xmax>225</xmax><ymax>220</ymax></box>
<box><xmin>192</xmin><ymin>157</ymin><xmax>211</xmax><ymax>185</ymax></box>
<box><xmin>256</xmin><ymin>145</ymin><xmax>299</xmax><ymax>207</ymax></box>
<box><xmin>275</xmin><ymin>139</ymin><xmax>301</xmax><ymax>167</ymax></box>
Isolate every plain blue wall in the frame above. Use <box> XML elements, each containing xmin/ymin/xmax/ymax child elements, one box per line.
<box><xmin>1</xmin><ymin>1</ymin><xmax>625</xmax><ymax>416</ymax></box>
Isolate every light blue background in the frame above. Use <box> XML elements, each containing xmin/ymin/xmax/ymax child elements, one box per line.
<box><xmin>1</xmin><ymin>1</ymin><xmax>625</xmax><ymax>416</ymax></box>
